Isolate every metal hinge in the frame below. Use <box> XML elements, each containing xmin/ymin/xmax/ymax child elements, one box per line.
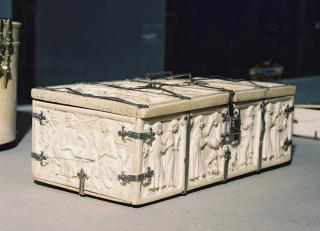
<box><xmin>31</xmin><ymin>151</ymin><xmax>48</xmax><ymax>166</ymax></box>
<box><xmin>118</xmin><ymin>167</ymin><xmax>154</xmax><ymax>185</ymax></box>
<box><xmin>223</xmin><ymin>146</ymin><xmax>231</xmax><ymax>183</ymax></box>
<box><xmin>284</xmin><ymin>104</ymin><xmax>295</xmax><ymax>118</ymax></box>
<box><xmin>282</xmin><ymin>138</ymin><xmax>293</xmax><ymax>151</ymax></box>
<box><xmin>118</xmin><ymin>126</ymin><xmax>155</xmax><ymax>141</ymax></box>
<box><xmin>32</xmin><ymin>111</ymin><xmax>47</xmax><ymax>125</ymax></box>
<box><xmin>77</xmin><ymin>168</ymin><xmax>88</xmax><ymax>196</ymax></box>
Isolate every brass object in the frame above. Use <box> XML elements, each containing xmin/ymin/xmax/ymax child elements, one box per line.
<box><xmin>0</xmin><ymin>19</ymin><xmax>13</xmax><ymax>89</ymax></box>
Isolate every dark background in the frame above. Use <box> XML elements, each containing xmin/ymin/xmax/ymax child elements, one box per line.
<box><xmin>1</xmin><ymin>0</ymin><xmax>320</xmax><ymax>104</ymax></box>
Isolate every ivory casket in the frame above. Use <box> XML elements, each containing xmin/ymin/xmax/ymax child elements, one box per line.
<box><xmin>0</xmin><ymin>20</ymin><xmax>21</xmax><ymax>148</ymax></box>
<box><xmin>31</xmin><ymin>76</ymin><xmax>296</xmax><ymax>205</ymax></box>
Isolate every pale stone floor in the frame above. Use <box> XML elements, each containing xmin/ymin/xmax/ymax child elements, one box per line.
<box><xmin>0</xmin><ymin>105</ymin><xmax>319</xmax><ymax>231</ymax></box>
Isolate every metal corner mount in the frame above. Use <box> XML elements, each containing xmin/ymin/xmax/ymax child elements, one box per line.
<box><xmin>118</xmin><ymin>167</ymin><xmax>154</xmax><ymax>185</ymax></box>
<box><xmin>31</xmin><ymin>151</ymin><xmax>48</xmax><ymax>166</ymax></box>
<box><xmin>118</xmin><ymin>126</ymin><xmax>155</xmax><ymax>141</ymax></box>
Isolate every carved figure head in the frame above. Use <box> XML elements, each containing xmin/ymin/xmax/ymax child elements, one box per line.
<box><xmin>168</xmin><ymin>119</ymin><xmax>179</xmax><ymax>133</ymax></box>
<box><xmin>49</xmin><ymin>111</ymin><xmax>60</xmax><ymax>127</ymax></box>
<box><xmin>211</xmin><ymin>112</ymin><xmax>220</xmax><ymax>126</ymax></box>
<box><xmin>152</xmin><ymin>122</ymin><xmax>163</xmax><ymax>135</ymax></box>
<box><xmin>194</xmin><ymin>115</ymin><xmax>205</xmax><ymax>129</ymax></box>
<box><xmin>266</xmin><ymin>103</ymin><xmax>273</xmax><ymax>114</ymax></box>
<box><xmin>100</xmin><ymin>119</ymin><xmax>110</xmax><ymax>133</ymax></box>
<box><xmin>65</xmin><ymin>113</ymin><xmax>76</xmax><ymax>128</ymax></box>
<box><xmin>274</xmin><ymin>102</ymin><xmax>282</xmax><ymax>116</ymax></box>
<box><xmin>246</xmin><ymin>106</ymin><xmax>254</xmax><ymax>117</ymax></box>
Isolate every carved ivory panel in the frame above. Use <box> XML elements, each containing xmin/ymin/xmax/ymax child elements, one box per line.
<box><xmin>32</xmin><ymin>101</ymin><xmax>136</xmax><ymax>203</ymax></box>
<box><xmin>186</xmin><ymin>103</ymin><xmax>262</xmax><ymax>190</ymax></box>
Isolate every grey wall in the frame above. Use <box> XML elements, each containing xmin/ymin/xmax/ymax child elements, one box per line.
<box><xmin>36</xmin><ymin>0</ymin><xmax>166</xmax><ymax>86</ymax></box>
<box><xmin>0</xmin><ymin>0</ymin><xmax>11</xmax><ymax>18</ymax></box>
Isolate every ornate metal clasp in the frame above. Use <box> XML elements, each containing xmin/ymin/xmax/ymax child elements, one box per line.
<box><xmin>31</xmin><ymin>151</ymin><xmax>48</xmax><ymax>166</ymax></box>
<box><xmin>118</xmin><ymin>126</ymin><xmax>155</xmax><ymax>141</ymax></box>
<box><xmin>118</xmin><ymin>167</ymin><xmax>154</xmax><ymax>185</ymax></box>
<box><xmin>32</xmin><ymin>111</ymin><xmax>47</xmax><ymax>125</ymax></box>
<box><xmin>77</xmin><ymin>169</ymin><xmax>88</xmax><ymax>196</ymax></box>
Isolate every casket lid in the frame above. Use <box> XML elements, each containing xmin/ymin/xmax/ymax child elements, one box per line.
<box><xmin>31</xmin><ymin>77</ymin><xmax>296</xmax><ymax>118</ymax></box>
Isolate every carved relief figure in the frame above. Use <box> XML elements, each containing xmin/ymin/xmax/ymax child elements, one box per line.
<box><xmin>262</xmin><ymin>104</ymin><xmax>274</xmax><ymax>161</ymax></box>
<box><xmin>271</xmin><ymin>102</ymin><xmax>283</xmax><ymax>159</ymax></box>
<box><xmin>163</xmin><ymin>119</ymin><xmax>180</xmax><ymax>188</ymax></box>
<box><xmin>238</xmin><ymin>106</ymin><xmax>255</xmax><ymax>167</ymax></box>
<box><xmin>147</xmin><ymin>122</ymin><xmax>167</xmax><ymax>191</ymax></box>
<box><xmin>189</xmin><ymin>115</ymin><xmax>215</xmax><ymax>181</ymax></box>
<box><xmin>206</xmin><ymin>112</ymin><xmax>223</xmax><ymax>176</ymax></box>
<box><xmin>91</xmin><ymin>119</ymin><xmax>121</xmax><ymax>190</ymax></box>
<box><xmin>54</xmin><ymin>113</ymin><xmax>78</xmax><ymax>180</ymax></box>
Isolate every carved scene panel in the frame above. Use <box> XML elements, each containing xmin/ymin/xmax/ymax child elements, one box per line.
<box><xmin>32</xmin><ymin>105</ymin><xmax>134</xmax><ymax>198</ymax></box>
<box><xmin>261</xmin><ymin>98</ymin><xmax>293</xmax><ymax>167</ymax></box>
<box><xmin>140</xmin><ymin>115</ymin><xmax>187</xmax><ymax>199</ymax></box>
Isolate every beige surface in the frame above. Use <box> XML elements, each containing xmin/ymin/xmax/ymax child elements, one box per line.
<box><xmin>31</xmin><ymin>94</ymin><xmax>294</xmax><ymax>204</ymax></box>
<box><xmin>0</xmin><ymin>106</ymin><xmax>319</xmax><ymax>230</ymax></box>
<box><xmin>31</xmin><ymin>78</ymin><xmax>296</xmax><ymax>118</ymax></box>
<box><xmin>294</xmin><ymin>108</ymin><xmax>320</xmax><ymax>139</ymax></box>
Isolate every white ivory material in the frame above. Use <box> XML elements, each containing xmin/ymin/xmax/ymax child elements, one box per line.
<box><xmin>293</xmin><ymin>107</ymin><xmax>320</xmax><ymax>139</ymax></box>
<box><xmin>31</xmin><ymin>78</ymin><xmax>295</xmax><ymax>205</ymax></box>
<box><xmin>0</xmin><ymin>21</ymin><xmax>21</xmax><ymax>145</ymax></box>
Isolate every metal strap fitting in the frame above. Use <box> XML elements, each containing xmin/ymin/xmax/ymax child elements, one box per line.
<box><xmin>183</xmin><ymin>112</ymin><xmax>193</xmax><ymax>195</ymax></box>
<box><xmin>284</xmin><ymin>105</ymin><xmax>295</xmax><ymax>118</ymax></box>
<box><xmin>118</xmin><ymin>167</ymin><xmax>154</xmax><ymax>185</ymax></box>
<box><xmin>118</xmin><ymin>126</ymin><xmax>155</xmax><ymax>141</ymax></box>
<box><xmin>223</xmin><ymin>146</ymin><xmax>231</xmax><ymax>182</ymax></box>
<box><xmin>257</xmin><ymin>101</ymin><xmax>267</xmax><ymax>173</ymax></box>
<box><xmin>31</xmin><ymin>151</ymin><xmax>48</xmax><ymax>166</ymax></box>
<box><xmin>77</xmin><ymin>169</ymin><xmax>88</xmax><ymax>196</ymax></box>
<box><xmin>282</xmin><ymin>138</ymin><xmax>293</xmax><ymax>151</ymax></box>
<box><xmin>32</xmin><ymin>111</ymin><xmax>47</xmax><ymax>125</ymax></box>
